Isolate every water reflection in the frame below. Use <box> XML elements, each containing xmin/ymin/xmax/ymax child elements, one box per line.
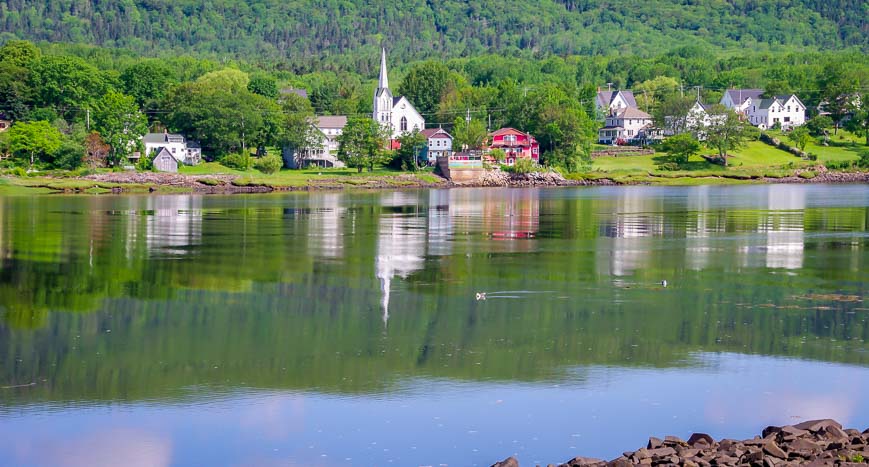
<box><xmin>0</xmin><ymin>184</ymin><xmax>867</xmax><ymax>467</ymax></box>
<box><xmin>0</xmin><ymin>185</ymin><xmax>866</xmax><ymax>400</ymax></box>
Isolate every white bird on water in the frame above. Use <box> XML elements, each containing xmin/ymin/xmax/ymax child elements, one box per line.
<box><xmin>475</xmin><ymin>292</ymin><xmax>487</xmax><ymax>301</ymax></box>
<box><xmin>661</xmin><ymin>280</ymin><xmax>668</xmax><ymax>288</ymax></box>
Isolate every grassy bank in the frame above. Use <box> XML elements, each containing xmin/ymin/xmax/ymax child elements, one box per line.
<box><xmin>588</xmin><ymin>130</ymin><xmax>867</xmax><ymax>185</ymax></box>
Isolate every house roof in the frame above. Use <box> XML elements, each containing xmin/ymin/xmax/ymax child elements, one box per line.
<box><xmin>757</xmin><ymin>98</ymin><xmax>779</xmax><ymax>110</ymax></box>
<box><xmin>597</xmin><ymin>90</ymin><xmax>638</xmax><ymax>109</ymax></box>
<box><xmin>280</xmin><ymin>88</ymin><xmax>308</xmax><ymax>99</ymax></box>
<box><xmin>613</xmin><ymin>107</ymin><xmax>652</xmax><ymax>119</ymax></box>
<box><xmin>315</xmin><ymin>116</ymin><xmax>347</xmax><ymax>129</ymax></box>
<box><xmin>420</xmin><ymin>128</ymin><xmax>452</xmax><ymax>139</ymax></box>
<box><xmin>490</xmin><ymin>127</ymin><xmax>528</xmax><ymax>137</ymax></box>
<box><xmin>726</xmin><ymin>89</ymin><xmax>764</xmax><ymax>105</ymax></box>
<box><xmin>143</xmin><ymin>132</ymin><xmax>185</xmax><ymax>144</ymax></box>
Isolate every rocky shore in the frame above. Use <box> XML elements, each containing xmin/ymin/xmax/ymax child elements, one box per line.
<box><xmin>492</xmin><ymin>420</ymin><xmax>869</xmax><ymax>467</ymax></box>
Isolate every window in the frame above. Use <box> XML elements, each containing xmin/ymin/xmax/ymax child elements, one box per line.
<box><xmin>400</xmin><ymin>117</ymin><xmax>407</xmax><ymax>132</ymax></box>
<box><xmin>787</xmin><ymin>106</ymin><xmax>791</xmax><ymax>112</ymax></box>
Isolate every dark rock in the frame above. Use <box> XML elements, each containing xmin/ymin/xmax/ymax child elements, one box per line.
<box><xmin>762</xmin><ymin>442</ymin><xmax>787</xmax><ymax>459</ymax></box>
<box><xmin>762</xmin><ymin>426</ymin><xmax>782</xmax><ymax>439</ymax></box>
<box><xmin>741</xmin><ymin>449</ymin><xmax>764</xmax><ymax>463</ymax></box>
<box><xmin>819</xmin><ymin>425</ymin><xmax>848</xmax><ymax>440</ymax></box>
<box><xmin>648</xmin><ymin>437</ymin><xmax>664</xmax><ymax>449</ymax></box>
<box><xmin>792</xmin><ymin>420</ymin><xmax>842</xmax><ymax>433</ymax></box>
<box><xmin>492</xmin><ymin>456</ymin><xmax>520</xmax><ymax>467</ymax></box>
<box><xmin>634</xmin><ymin>448</ymin><xmax>651</xmax><ymax>460</ymax></box>
<box><xmin>788</xmin><ymin>438</ymin><xmax>822</xmax><ymax>453</ymax></box>
<box><xmin>688</xmin><ymin>434</ymin><xmax>715</xmax><ymax>447</ymax></box>
<box><xmin>780</xmin><ymin>426</ymin><xmax>809</xmax><ymax>439</ymax></box>
<box><xmin>665</xmin><ymin>436</ymin><xmax>686</xmax><ymax>446</ymax></box>
<box><xmin>606</xmin><ymin>457</ymin><xmax>631</xmax><ymax>467</ymax></box>
<box><xmin>648</xmin><ymin>447</ymin><xmax>677</xmax><ymax>458</ymax></box>
<box><xmin>563</xmin><ymin>456</ymin><xmax>605</xmax><ymax>467</ymax></box>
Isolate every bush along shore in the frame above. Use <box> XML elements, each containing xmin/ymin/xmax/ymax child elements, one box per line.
<box><xmin>492</xmin><ymin>419</ymin><xmax>869</xmax><ymax>467</ymax></box>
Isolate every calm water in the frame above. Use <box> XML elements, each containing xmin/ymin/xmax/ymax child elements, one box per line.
<box><xmin>0</xmin><ymin>185</ymin><xmax>868</xmax><ymax>467</ymax></box>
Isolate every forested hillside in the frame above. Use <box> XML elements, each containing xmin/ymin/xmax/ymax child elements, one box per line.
<box><xmin>0</xmin><ymin>0</ymin><xmax>866</xmax><ymax>70</ymax></box>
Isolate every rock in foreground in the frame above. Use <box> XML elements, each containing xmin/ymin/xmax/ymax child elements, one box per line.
<box><xmin>492</xmin><ymin>420</ymin><xmax>869</xmax><ymax>467</ymax></box>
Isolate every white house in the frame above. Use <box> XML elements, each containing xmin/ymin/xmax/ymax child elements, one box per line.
<box><xmin>142</xmin><ymin>132</ymin><xmax>201</xmax><ymax>165</ymax></box>
<box><xmin>721</xmin><ymin>89</ymin><xmax>806</xmax><ymax>130</ymax></box>
<box><xmin>420</xmin><ymin>128</ymin><xmax>452</xmax><ymax>164</ymax></box>
<box><xmin>283</xmin><ymin>116</ymin><xmax>347</xmax><ymax>169</ymax></box>
<box><xmin>596</xmin><ymin>90</ymin><xmax>638</xmax><ymax>116</ymax></box>
<box><xmin>745</xmin><ymin>95</ymin><xmax>806</xmax><ymax>130</ymax></box>
<box><xmin>720</xmin><ymin>89</ymin><xmax>764</xmax><ymax>114</ymax></box>
<box><xmin>598</xmin><ymin>107</ymin><xmax>654</xmax><ymax>144</ymax></box>
<box><xmin>372</xmin><ymin>48</ymin><xmax>425</xmax><ymax>139</ymax></box>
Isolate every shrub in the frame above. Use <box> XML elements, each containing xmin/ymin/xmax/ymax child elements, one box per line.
<box><xmin>136</xmin><ymin>155</ymin><xmax>154</xmax><ymax>171</ymax></box>
<box><xmin>858</xmin><ymin>150</ymin><xmax>869</xmax><ymax>169</ymax></box>
<box><xmin>507</xmin><ymin>157</ymin><xmax>536</xmax><ymax>174</ymax></box>
<box><xmin>253</xmin><ymin>154</ymin><xmax>282</xmax><ymax>174</ymax></box>
<box><xmin>658</xmin><ymin>162</ymin><xmax>680</xmax><ymax>171</ymax></box>
<box><xmin>11</xmin><ymin>166</ymin><xmax>26</xmax><ymax>177</ymax></box>
<box><xmin>806</xmin><ymin>153</ymin><xmax>818</xmax><ymax>161</ymax></box>
<box><xmin>798</xmin><ymin>171</ymin><xmax>816</xmax><ymax>179</ymax></box>
<box><xmin>221</xmin><ymin>153</ymin><xmax>251</xmax><ymax>171</ymax></box>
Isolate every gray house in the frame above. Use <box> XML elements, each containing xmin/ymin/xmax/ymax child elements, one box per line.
<box><xmin>152</xmin><ymin>147</ymin><xmax>179</xmax><ymax>173</ymax></box>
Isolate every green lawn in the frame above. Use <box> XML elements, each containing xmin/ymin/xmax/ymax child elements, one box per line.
<box><xmin>180</xmin><ymin>162</ymin><xmax>440</xmax><ymax>188</ymax></box>
<box><xmin>765</xmin><ymin>129</ymin><xmax>865</xmax><ymax>163</ymax></box>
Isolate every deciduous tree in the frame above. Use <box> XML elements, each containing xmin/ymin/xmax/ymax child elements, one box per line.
<box><xmin>660</xmin><ymin>133</ymin><xmax>701</xmax><ymax>165</ymax></box>
<box><xmin>337</xmin><ymin>118</ymin><xmax>389</xmax><ymax>173</ymax></box>
<box><xmin>92</xmin><ymin>91</ymin><xmax>148</xmax><ymax>165</ymax></box>
<box><xmin>704</xmin><ymin>106</ymin><xmax>752</xmax><ymax>165</ymax></box>
<box><xmin>6</xmin><ymin>120</ymin><xmax>62</xmax><ymax>168</ymax></box>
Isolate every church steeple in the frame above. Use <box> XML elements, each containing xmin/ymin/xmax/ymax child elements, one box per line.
<box><xmin>378</xmin><ymin>47</ymin><xmax>389</xmax><ymax>90</ymax></box>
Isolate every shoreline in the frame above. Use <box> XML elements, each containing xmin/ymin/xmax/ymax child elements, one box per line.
<box><xmin>492</xmin><ymin>419</ymin><xmax>869</xmax><ymax>467</ymax></box>
<box><xmin>1</xmin><ymin>169</ymin><xmax>867</xmax><ymax>195</ymax></box>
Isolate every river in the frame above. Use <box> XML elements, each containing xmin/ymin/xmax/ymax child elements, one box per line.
<box><xmin>0</xmin><ymin>185</ymin><xmax>867</xmax><ymax>466</ymax></box>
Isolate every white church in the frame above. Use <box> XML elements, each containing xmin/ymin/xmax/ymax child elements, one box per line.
<box><xmin>373</xmin><ymin>48</ymin><xmax>425</xmax><ymax>139</ymax></box>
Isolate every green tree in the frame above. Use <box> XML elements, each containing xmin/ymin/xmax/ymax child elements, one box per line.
<box><xmin>397</xmin><ymin>61</ymin><xmax>452</xmax><ymax>116</ymax></box>
<box><xmin>30</xmin><ymin>55</ymin><xmax>108</xmax><ymax>117</ymax></box>
<box><xmin>704</xmin><ymin>106</ymin><xmax>752</xmax><ymax>165</ymax></box>
<box><xmin>164</xmin><ymin>81</ymin><xmax>277</xmax><ymax>157</ymax></box>
<box><xmin>6</xmin><ymin>120</ymin><xmax>62</xmax><ymax>168</ymax></box>
<box><xmin>194</xmin><ymin>68</ymin><xmax>250</xmax><ymax>93</ymax></box>
<box><xmin>805</xmin><ymin>115</ymin><xmax>833</xmax><ymax>138</ymax></box>
<box><xmin>0</xmin><ymin>40</ymin><xmax>41</xmax><ymax>68</ymax></box>
<box><xmin>248</xmin><ymin>73</ymin><xmax>279</xmax><ymax>99</ymax></box>
<box><xmin>92</xmin><ymin>91</ymin><xmax>148</xmax><ymax>166</ymax></box>
<box><xmin>279</xmin><ymin>94</ymin><xmax>321</xmax><ymax>164</ymax></box>
<box><xmin>337</xmin><ymin>118</ymin><xmax>389</xmax><ymax>173</ymax></box>
<box><xmin>452</xmin><ymin>116</ymin><xmax>488</xmax><ymax>151</ymax></box>
<box><xmin>391</xmin><ymin>130</ymin><xmax>426</xmax><ymax>171</ymax></box>
<box><xmin>119</xmin><ymin>61</ymin><xmax>177</xmax><ymax>109</ymax></box>
<box><xmin>0</xmin><ymin>62</ymin><xmax>33</xmax><ymax>120</ymax></box>
<box><xmin>660</xmin><ymin>133</ymin><xmax>701</xmax><ymax>165</ymax></box>
<box><xmin>844</xmin><ymin>94</ymin><xmax>868</xmax><ymax>146</ymax></box>
<box><xmin>818</xmin><ymin>63</ymin><xmax>861</xmax><ymax>134</ymax></box>
<box><xmin>788</xmin><ymin>126</ymin><xmax>812</xmax><ymax>152</ymax></box>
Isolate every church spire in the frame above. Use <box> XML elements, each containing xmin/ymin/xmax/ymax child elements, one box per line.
<box><xmin>378</xmin><ymin>47</ymin><xmax>389</xmax><ymax>90</ymax></box>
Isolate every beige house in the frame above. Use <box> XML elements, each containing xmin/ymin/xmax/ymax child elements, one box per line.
<box><xmin>598</xmin><ymin>107</ymin><xmax>654</xmax><ymax>144</ymax></box>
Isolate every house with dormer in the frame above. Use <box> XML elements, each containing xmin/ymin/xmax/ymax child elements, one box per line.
<box><xmin>721</xmin><ymin>89</ymin><xmax>806</xmax><ymax>130</ymax></box>
<box><xmin>596</xmin><ymin>90</ymin><xmax>638</xmax><ymax>117</ymax></box>
<box><xmin>598</xmin><ymin>107</ymin><xmax>654</xmax><ymax>144</ymax></box>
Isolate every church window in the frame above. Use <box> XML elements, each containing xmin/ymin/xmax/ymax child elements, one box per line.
<box><xmin>400</xmin><ymin>117</ymin><xmax>408</xmax><ymax>132</ymax></box>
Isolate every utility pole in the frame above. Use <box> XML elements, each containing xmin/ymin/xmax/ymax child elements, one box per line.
<box><xmin>694</xmin><ymin>86</ymin><xmax>702</xmax><ymax>100</ymax></box>
<box><xmin>607</xmin><ymin>82</ymin><xmax>613</xmax><ymax>92</ymax></box>
<box><xmin>466</xmin><ymin>108</ymin><xmax>471</xmax><ymax>125</ymax></box>
<box><xmin>680</xmin><ymin>82</ymin><xmax>684</xmax><ymax>98</ymax></box>
<box><xmin>86</xmin><ymin>108</ymin><xmax>90</xmax><ymax>131</ymax></box>
<box><xmin>241</xmin><ymin>115</ymin><xmax>246</xmax><ymax>153</ymax></box>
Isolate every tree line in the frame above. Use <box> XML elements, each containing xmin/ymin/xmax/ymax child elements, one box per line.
<box><xmin>0</xmin><ymin>39</ymin><xmax>866</xmax><ymax>174</ymax></box>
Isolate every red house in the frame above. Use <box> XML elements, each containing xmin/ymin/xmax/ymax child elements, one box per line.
<box><xmin>487</xmin><ymin>128</ymin><xmax>539</xmax><ymax>165</ymax></box>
